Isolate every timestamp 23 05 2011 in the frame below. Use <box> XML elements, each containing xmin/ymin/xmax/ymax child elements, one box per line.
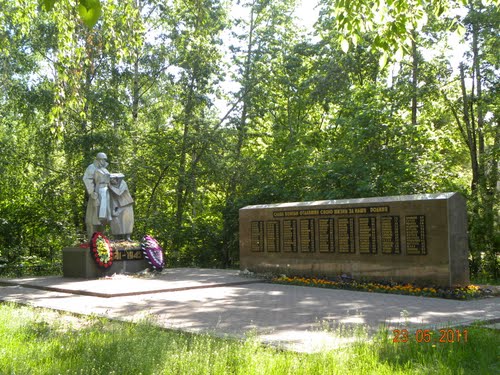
<box><xmin>393</xmin><ymin>329</ymin><xmax>468</xmax><ymax>344</ymax></box>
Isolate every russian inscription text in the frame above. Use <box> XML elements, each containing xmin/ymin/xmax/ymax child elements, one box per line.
<box><xmin>405</xmin><ymin>215</ymin><xmax>426</xmax><ymax>255</ymax></box>
<box><xmin>251</xmin><ymin>221</ymin><xmax>265</xmax><ymax>252</ymax></box>
<box><xmin>300</xmin><ymin>219</ymin><xmax>316</xmax><ymax>252</ymax></box>
<box><xmin>283</xmin><ymin>220</ymin><xmax>298</xmax><ymax>252</ymax></box>
<box><xmin>338</xmin><ymin>217</ymin><xmax>355</xmax><ymax>253</ymax></box>
<box><xmin>381</xmin><ymin>216</ymin><xmax>401</xmax><ymax>254</ymax></box>
<box><xmin>359</xmin><ymin>217</ymin><xmax>377</xmax><ymax>254</ymax></box>
<box><xmin>319</xmin><ymin>218</ymin><xmax>335</xmax><ymax>252</ymax></box>
<box><xmin>266</xmin><ymin>221</ymin><xmax>280</xmax><ymax>252</ymax></box>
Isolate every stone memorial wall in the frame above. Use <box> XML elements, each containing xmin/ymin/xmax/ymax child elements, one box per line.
<box><xmin>239</xmin><ymin>193</ymin><xmax>469</xmax><ymax>287</ymax></box>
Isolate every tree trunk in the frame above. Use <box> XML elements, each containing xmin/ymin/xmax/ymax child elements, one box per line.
<box><xmin>173</xmin><ymin>76</ymin><xmax>196</xmax><ymax>252</ymax></box>
<box><xmin>411</xmin><ymin>34</ymin><xmax>418</xmax><ymax>126</ymax></box>
<box><xmin>221</xmin><ymin>1</ymin><xmax>257</xmax><ymax>267</ymax></box>
<box><xmin>459</xmin><ymin>64</ymin><xmax>480</xmax><ymax>193</ymax></box>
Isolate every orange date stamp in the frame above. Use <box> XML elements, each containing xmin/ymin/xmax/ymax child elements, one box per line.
<box><xmin>393</xmin><ymin>329</ymin><xmax>468</xmax><ymax>343</ymax></box>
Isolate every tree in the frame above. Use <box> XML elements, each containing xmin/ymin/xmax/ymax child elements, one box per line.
<box><xmin>218</xmin><ymin>0</ymin><xmax>304</xmax><ymax>264</ymax></box>
<box><xmin>318</xmin><ymin>0</ymin><xmax>469</xmax><ymax>60</ymax></box>
<box><xmin>1</xmin><ymin>0</ymin><xmax>497</xmax><ymax>280</ymax></box>
<box><xmin>0</xmin><ymin>1</ymin><xmax>79</xmax><ymax>262</ymax></box>
<box><xmin>161</xmin><ymin>0</ymin><xmax>228</xmax><ymax>257</ymax></box>
<box><xmin>443</xmin><ymin>1</ymin><xmax>499</xmax><ymax>278</ymax></box>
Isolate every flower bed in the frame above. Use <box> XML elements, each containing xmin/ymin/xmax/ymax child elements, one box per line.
<box><xmin>272</xmin><ymin>275</ymin><xmax>485</xmax><ymax>300</ymax></box>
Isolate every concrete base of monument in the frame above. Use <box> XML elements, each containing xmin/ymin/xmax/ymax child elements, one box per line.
<box><xmin>242</xmin><ymin>261</ymin><xmax>454</xmax><ymax>287</ymax></box>
<box><xmin>62</xmin><ymin>247</ymin><xmax>149</xmax><ymax>279</ymax></box>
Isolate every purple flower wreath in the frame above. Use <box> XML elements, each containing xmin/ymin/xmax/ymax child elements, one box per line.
<box><xmin>141</xmin><ymin>235</ymin><xmax>165</xmax><ymax>271</ymax></box>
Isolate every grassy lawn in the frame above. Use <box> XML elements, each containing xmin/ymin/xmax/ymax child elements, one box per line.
<box><xmin>0</xmin><ymin>303</ymin><xmax>498</xmax><ymax>374</ymax></box>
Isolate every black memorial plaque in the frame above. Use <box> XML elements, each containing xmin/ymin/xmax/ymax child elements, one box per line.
<box><xmin>319</xmin><ymin>218</ymin><xmax>335</xmax><ymax>252</ymax></box>
<box><xmin>250</xmin><ymin>221</ymin><xmax>264</xmax><ymax>252</ymax></box>
<box><xmin>405</xmin><ymin>215</ymin><xmax>426</xmax><ymax>255</ymax></box>
<box><xmin>300</xmin><ymin>219</ymin><xmax>316</xmax><ymax>252</ymax></box>
<box><xmin>358</xmin><ymin>217</ymin><xmax>377</xmax><ymax>254</ymax></box>
<box><xmin>266</xmin><ymin>221</ymin><xmax>280</xmax><ymax>252</ymax></box>
<box><xmin>283</xmin><ymin>219</ymin><xmax>298</xmax><ymax>252</ymax></box>
<box><xmin>338</xmin><ymin>217</ymin><xmax>355</xmax><ymax>253</ymax></box>
<box><xmin>381</xmin><ymin>216</ymin><xmax>401</xmax><ymax>254</ymax></box>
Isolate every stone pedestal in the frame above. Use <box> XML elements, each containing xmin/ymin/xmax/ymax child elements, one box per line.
<box><xmin>63</xmin><ymin>247</ymin><xmax>149</xmax><ymax>279</ymax></box>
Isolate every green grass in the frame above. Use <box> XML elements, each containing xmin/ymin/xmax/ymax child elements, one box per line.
<box><xmin>0</xmin><ymin>303</ymin><xmax>498</xmax><ymax>375</ymax></box>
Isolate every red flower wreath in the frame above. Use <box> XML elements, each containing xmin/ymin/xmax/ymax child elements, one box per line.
<box><xmin>90</xmin><ymin>232</ymin><xmax>114</xmax><ymax>268</ymax></box>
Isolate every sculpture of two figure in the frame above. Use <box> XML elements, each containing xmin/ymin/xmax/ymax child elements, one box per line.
<box><xmin>83</xmin><ymin>152</ymin><xmax>134</xmax><ymax>241</ymax></box>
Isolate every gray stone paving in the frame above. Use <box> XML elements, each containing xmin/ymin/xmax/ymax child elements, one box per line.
<box><xmin>0</xmin><ymin>268</ymin><xmax>498</xmax><ymax>352</ymax></box>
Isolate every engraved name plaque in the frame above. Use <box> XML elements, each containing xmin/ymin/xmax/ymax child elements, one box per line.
<box><xmin>266</xmin><ymin>221</ymin><xmax>280</xmax><ymax>252</ymax></box>
<box><xmin>359</xmin><ymin>217</ymin><xmax>377</xmax><ymax>254</ymax></box>
<box><xmin>381</xmin><ymin>216</ymin><xmax>401</xmax><ymax>254</ymax></box>
<box><xmin>283</xmin><ymin>219</ymin><xmax>298</xmax><ymax>252</ymax></box>
<box><xmin>405</xmin><ymin>215</ymin><xmax>426</xmax><ymax>255</ymax></box>
<box><xmin>319</xmin><ymin>218</ymin><xmax>335</xmax><ymax>252</ymax></box>
<box><xmin>338</xmin><ymin>217</ymin><xmax>355</xmax><ymax>253</ymax></box>
<box><xmin>251</xmin><ymin>221</ymin><xmax>264</xmax><ymax>252</ymax></box>
<box><xmin>300</xmin><ymin>219</ymin><xmax>315</xmax><ymax>252</ymax></box>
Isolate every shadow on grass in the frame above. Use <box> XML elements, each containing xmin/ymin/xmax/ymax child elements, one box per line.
<box><xmin>0</xmin><ymin>303</ymin><xmax>250</xmax><ymax>374</ymax></box>
<box><xmin>1</xmin><ymin>302</ymin><xmax>499</xmax><ymax>375</ymax></box>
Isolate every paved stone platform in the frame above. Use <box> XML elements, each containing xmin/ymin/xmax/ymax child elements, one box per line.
<box><xmin>0</xmin><ymin>268</ymin><xmax>498</xmax><ymax>352</ymax></box>
<box><xmin>0</xmin><ymin>268</ymin><xmax>265</xmax><ymax>297</ymax></box>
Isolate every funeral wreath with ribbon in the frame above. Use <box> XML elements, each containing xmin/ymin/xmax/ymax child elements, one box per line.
<box><xmin>141</xmin><ymin>235</ymin><xmax>165</xmax><ymax>271</ymax></box>
<box><xmin>90</xmin><ymin>232</ymin><xmax>114</xmax><ymax>268</ymax></box>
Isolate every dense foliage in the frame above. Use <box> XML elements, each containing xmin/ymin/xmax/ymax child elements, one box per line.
<box><xmin>0</xmin><ymin>0</ymin><xmax>498</xmax><ymax>278</ymax></box>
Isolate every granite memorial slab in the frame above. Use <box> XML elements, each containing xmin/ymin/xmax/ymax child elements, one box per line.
<box><xmin>239</xmin><ymin>193</ymin><xmax>469</xmax><ymax>287</ymax></box>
